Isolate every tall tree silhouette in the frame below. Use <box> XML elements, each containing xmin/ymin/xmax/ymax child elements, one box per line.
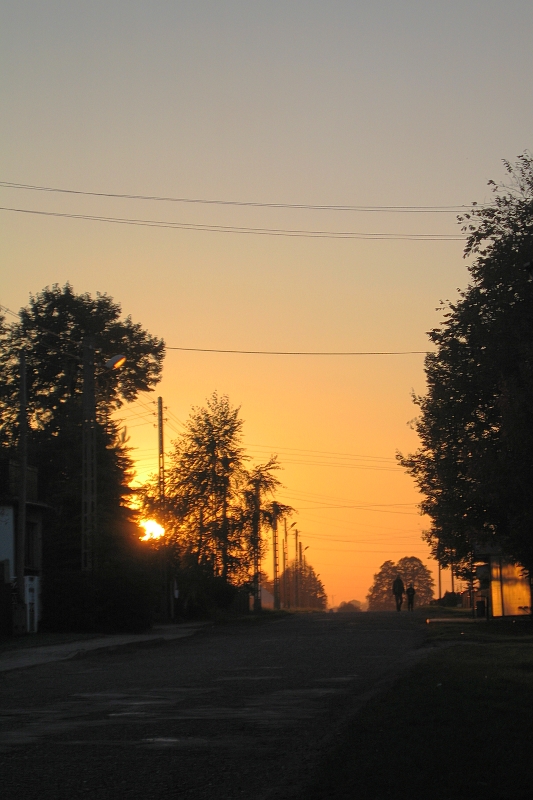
<box><xmin>401</xmin><ymin>154</ymin><xmax>533</xmax><ymax>577</ymax></box>
<box><xmin>0</xmin><ymin>284</ymin><xmax>165</xmax><ymax>570</ymax></box>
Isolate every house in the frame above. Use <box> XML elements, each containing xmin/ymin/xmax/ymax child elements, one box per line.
<box><xmin>0</xmin><ymin>458</ymin><xmax>46</xmax><ymax>634</ymax></box>
<box><xmin>473</xmin><ymin>543</ymin><xmax>531</xmax><ymax>617</ymax></box>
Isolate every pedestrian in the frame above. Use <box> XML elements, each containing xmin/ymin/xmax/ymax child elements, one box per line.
<box><xmin>406</xmin><ymin>584</ymin><xmax>416</xmax><ymax>611</ymax></box>
<box><xmin>392</xmin><ymin>575</ymin><xmax>405</xmax><ymax>611</ymax></box>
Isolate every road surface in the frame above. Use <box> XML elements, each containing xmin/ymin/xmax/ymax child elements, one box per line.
<box><xmin>0</xmin><ymin>612</ymin><xmax>427</xmax><ymax>799</ymax></box>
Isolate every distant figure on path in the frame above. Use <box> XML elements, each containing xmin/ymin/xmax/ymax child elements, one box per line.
<box><xmin>406</xmin><ymin>584</ymin><xmax>416</xmax><ymax>611</ymax></box>
<box><xmin>392</xmin><ymin>576</ymin><xmax>405</xmax><ymax>611</ymax></box>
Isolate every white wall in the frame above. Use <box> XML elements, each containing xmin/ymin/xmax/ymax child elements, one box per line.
<box><xmin>0</xmin><ymin>506</ymin><xmax>15</xmax><ymax>582</ymax></box>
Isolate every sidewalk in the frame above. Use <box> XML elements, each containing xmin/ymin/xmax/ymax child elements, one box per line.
<box><xmin>0</xmin><ymin>622</ymin><xmax>211</xmax><ymax>673</ymax></box>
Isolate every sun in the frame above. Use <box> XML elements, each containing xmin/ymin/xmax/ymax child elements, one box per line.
<box><xmin>139</xmin><ymin>519</ymin><xmax>165</xmax><ymax>541</ymax></box>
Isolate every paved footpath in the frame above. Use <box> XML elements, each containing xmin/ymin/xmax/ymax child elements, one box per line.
<box><xmin>0</xmin><ymin>612</ymin><xmax>429</xmax><ymax>800</ymax></box>
<box><xmin>0</xmin><ymin>623</ymin><xmax>211</xmax><ymax>673</ymax></box>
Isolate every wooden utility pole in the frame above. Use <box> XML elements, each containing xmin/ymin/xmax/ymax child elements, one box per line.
<box><xmin>81</xmin><ymin>337</ymin><xmax>97</xmax><ymax>572</ymax></box>
<box><xmin>299</xmin><ymin>541</ymin><xmax>304</xmax><ymax>608</ymax></box>
<box><xmin>157</xmin><ymin>396</ymin><xmax>173</xmax><ymax>620</ymax></box>
<box><xmin>283</xmin><ymin>524</ymin><xmax>289</xmax><ymax>608</ymax></box>
<box><xmin>294</xmin><ymin>528</ymin><xmax>299</xmax><ymax>609</ymax></box>
<box><xmin>14</xmin><ymin>349</ymin><xmax>28</xmax><ymax>631</ymax></box>
<box><xmin>157</xmin><ymin>396</ymin><xmax>165</xmax><ymax>504</ymax></box>
<box><xmin>252</xmin><ymin>480</ymin><xmax>262</xmax><ymax>613</ymax></box>
<box><xmin>272</xmin><ymin>506</ymin><xmax>280</xmax><ymax>610</ymax></box>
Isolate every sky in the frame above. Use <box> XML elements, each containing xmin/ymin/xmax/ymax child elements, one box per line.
<box><xmin>2</xmin><ymin>1</ymin><xmax>533</xmax><ymax>605</ymax></box>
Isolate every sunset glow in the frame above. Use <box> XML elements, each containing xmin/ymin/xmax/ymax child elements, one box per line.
<box><xmin>2</xmin><ymin>2</ymin><xmax>532</xmax><ymax>607</ymax></box>
<box><xmin>139</xmin><ymin>519</ymin><xmax>165</xmax><ymax>541</ymax></box>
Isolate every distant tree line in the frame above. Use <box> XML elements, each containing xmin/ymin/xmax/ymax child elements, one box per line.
<box><xmin>367</xmin><ymin>557</ymin><xmax>434</xmax><ymax>611</ymax></box>
<box><xmin>264</xmin><ymin>559</ymin><xmax>327</xmax><ymax>610</ymax></box>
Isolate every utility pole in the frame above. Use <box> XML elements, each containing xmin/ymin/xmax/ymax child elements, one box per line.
<box><xmin>299</xmin><ymin>541</ymin><xmax>304</xmax><ymax>608</ymax></box>
<box><xmin>272</xmin><ymin>506</ymin><xmax>280</xmax><ymax>610</ymax></box>
<box><xmin>81</xmin><ymin>337</ymin><xmax>97</xmax><ymax>572</ymax></box>
<box><xmin>294</xmin><ymin>528</ymin><xmax>299</xmax><ymax>609</ymax></box>
<box><xmin>14</xmin><ymin>349</ymin><xmax>28</xmax><ymax>632</ymax></box>
<box><xmin>252</xmin><ymin>480</ymin><xmax>262</xmax><ymax>613</ymax></box>
<box><xmin>283</xmin><ymin>524</ymin><xmax>289</xmax><ymax>608</ymax></box>
<box><xmin>157</xmin><ymin>396</ymin><xmax>173</xmax><ymax>620</ymax></box>
<box><xmin>157</xmin><ymin>396</ymin><xmax>165</xmax><ymax>504</ymax></box>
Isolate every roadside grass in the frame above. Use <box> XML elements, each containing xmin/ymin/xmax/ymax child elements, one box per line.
<box><xmin>305</xmin><ymin>616</ymin><xmax>533</xmax><ymax>800</ymax></box>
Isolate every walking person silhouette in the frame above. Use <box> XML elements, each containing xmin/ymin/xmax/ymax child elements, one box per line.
<box><xmin>406</xmin><ymin>584</ymin><xmax>416</xmax><ymax>611</ymax></box>
<box><xmin>392</xmin><ymin>575</ymin><xmax>405</xmax><ymax>612</ymax></box>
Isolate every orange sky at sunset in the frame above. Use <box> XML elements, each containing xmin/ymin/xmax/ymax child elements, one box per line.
<box><xmin>2</xmin><ymin>1</ymin><xmax>533</xmax><ymax>605</ymax></box>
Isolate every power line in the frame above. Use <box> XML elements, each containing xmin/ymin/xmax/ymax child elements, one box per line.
<box><xmin>245</xmin><ymin>443</ymin><xmax>397</xmax><ymax>462</ymax></box>
<box><xmin>0</xmin><ymin>206</ymin><xmax>465</xmax><ymax>241</ymax></box>
<box><xmin>0</xmin><ymin>180</ymin><xmax>480</xmax><ymax>213</ymax></box>
<box><xmin>1</xmin><ymin>304</ymin><xmax>431</xmax><ymax>355</ymax></box>
<box><xmin>167</xmin><ymin>346</ymin><xmax>429</xmax><ymax>355</ymax></box>
<box><xmin>274</xmin><ymin>459</ymin><xmax>399</xmax><ymax>471</ymax></box>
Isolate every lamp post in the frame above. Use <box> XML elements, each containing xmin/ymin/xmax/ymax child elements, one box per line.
<box><xmin>81</xmin><ymin>340</ymin><xmax>125</xmax><ymax>572</ymax></box>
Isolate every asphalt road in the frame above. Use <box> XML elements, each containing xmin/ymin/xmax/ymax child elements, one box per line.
<box><xmin>0</xmin><ymin>612</ymin><xmax>428</xmax><ymax>800</ymax></box>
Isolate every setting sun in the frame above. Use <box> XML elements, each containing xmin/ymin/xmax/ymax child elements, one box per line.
<box><xmin>139</xmin><ymin>519</ymin><xmax>165</xmax><ymax>541</ymax></box>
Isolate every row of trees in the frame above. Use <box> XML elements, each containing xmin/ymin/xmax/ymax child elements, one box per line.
<box><xmin>141</xmin><ymin>392</ymin><xmax>326</xmax><ymax>612</ymax></box>
<box><xmin>400</xmin><ymin>154</ymin><xmax>533</xmax><ymax>583</ymax></box>
<box><xmin>0</xmin><ymin>287</ymin><xmax>326</xmax><ymax>626</ymax></box>
<box><xmin>366</xmin><ymin>557</ymin><xmax>434</xmax><ymax>610</ymax></box>
<box><xmin>264</xmin><ymin>559</ymin><xmax>327</xmax><ymax>610</ymax></box>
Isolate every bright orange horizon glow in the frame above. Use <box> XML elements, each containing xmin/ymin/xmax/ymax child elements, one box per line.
<box><xmin>4</xmin><ymin>2</ymin><xmax>530</xmax><ymax>609</ymax></box>
<box><xmin>139</xmin><ymin>519</ymin><xmax>165</xmax><ymax>541</ymax></box>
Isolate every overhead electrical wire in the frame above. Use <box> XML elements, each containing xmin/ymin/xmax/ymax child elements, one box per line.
<box><xmin>167</xmin><ymin>346</ymin><xmax>429</xmax><ymax>355</ymax></box>
<box><xmin>2</xmin><ymin>302</ymin><xmax>431</xmax><ymax>356</ymax></box>
<box><xmin>0</xmin><ymin>180</ymin><xmax>480</xmax><ymax>213</ymax></box>
<box><xmin>245</xmin><ymin>444</ymin><xmax>396</xmax><ymax>462</ymax></box>
<box><xmin>0</xmin><ymin>206</ymin><xmax>465</xmax><ymax>241</ymax></box>
<box><xmin>274</xmin><ymin>460</ymin><xmax>399</xmax><ymax>471</ymax></box>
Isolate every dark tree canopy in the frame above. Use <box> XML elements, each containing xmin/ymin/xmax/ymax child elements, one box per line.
<box><xmin>400</xmin><ymin>155</ymin><xmax>533</xmax><ymax>577</ymax></box>
<box><xmin>367</xmin><ymin>557</ymin><xmax>434</xmax><ymax>610</ymax></box>
<box><xmin>0</xmin><ymin>284</ymin><xmax>165</xmax><ymax>571</ymax></box>
<box><xmin>0</xmin><ymin>283</ymin><xmax>165</xmax><ymax>445</ymax></box>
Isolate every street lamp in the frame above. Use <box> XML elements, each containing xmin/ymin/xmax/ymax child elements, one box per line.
<box><xmin>105</xmin><ymin>354</ymin><xmax>126</xmax><ymax>370</ymax></box>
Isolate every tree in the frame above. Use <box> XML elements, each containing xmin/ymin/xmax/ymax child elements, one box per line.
<box><xmin>274</xmin><ymin>559</ymin><xmax>327</xmax><ymax>610</ymax></box>
<box><xmin>0</xmin><ymin>284</ymin><xmax>165</xmax><ymax>571</ymax></box>
<box><xmin>366</xmin><ymin>557</ymin><xmax>434</xmax><ymax>610</ymax></box>
<box><xmin>400</xmin><ymin>154</ymin><xmax>533</xmax><ymax>578</ymax></box>
<box><xmin>242</xmin><ymin>459</ymin><xmax>284</xmax><ymax>609</ymax></box>
<box><xmin>143</xmin><ymin>392</ymin><xmax>291</xmax><ymax>612</ymax></box>
<box><xmin>0</xmin><ymin>284</ymin><xmax>164</xmax><ymax>446</ymax></box>
<box><xmin>337</xmin><ymin>600</ymin><xmax>364</xmax><ymax>612</ymax></box>
<box><xmin>161</xmin><ymin>392</ymin><xmax>248</xmax><ymax>580</ymax></box>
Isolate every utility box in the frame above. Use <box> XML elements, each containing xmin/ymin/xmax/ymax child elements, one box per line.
<box><xmin>24</xmin><ymin>575</ymin><xmax>40</xmax><ymax>633</ymax></box>
<box><xmin>476</xmin><ymin>599</ymin><xmax>486</xmax><ymax>618</ymax></box>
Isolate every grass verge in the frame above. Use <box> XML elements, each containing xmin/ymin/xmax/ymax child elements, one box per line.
<box><xmin>304</xmin><ymin>618</ymin><xmax>533</xmax><ymax>800</ymax></box>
